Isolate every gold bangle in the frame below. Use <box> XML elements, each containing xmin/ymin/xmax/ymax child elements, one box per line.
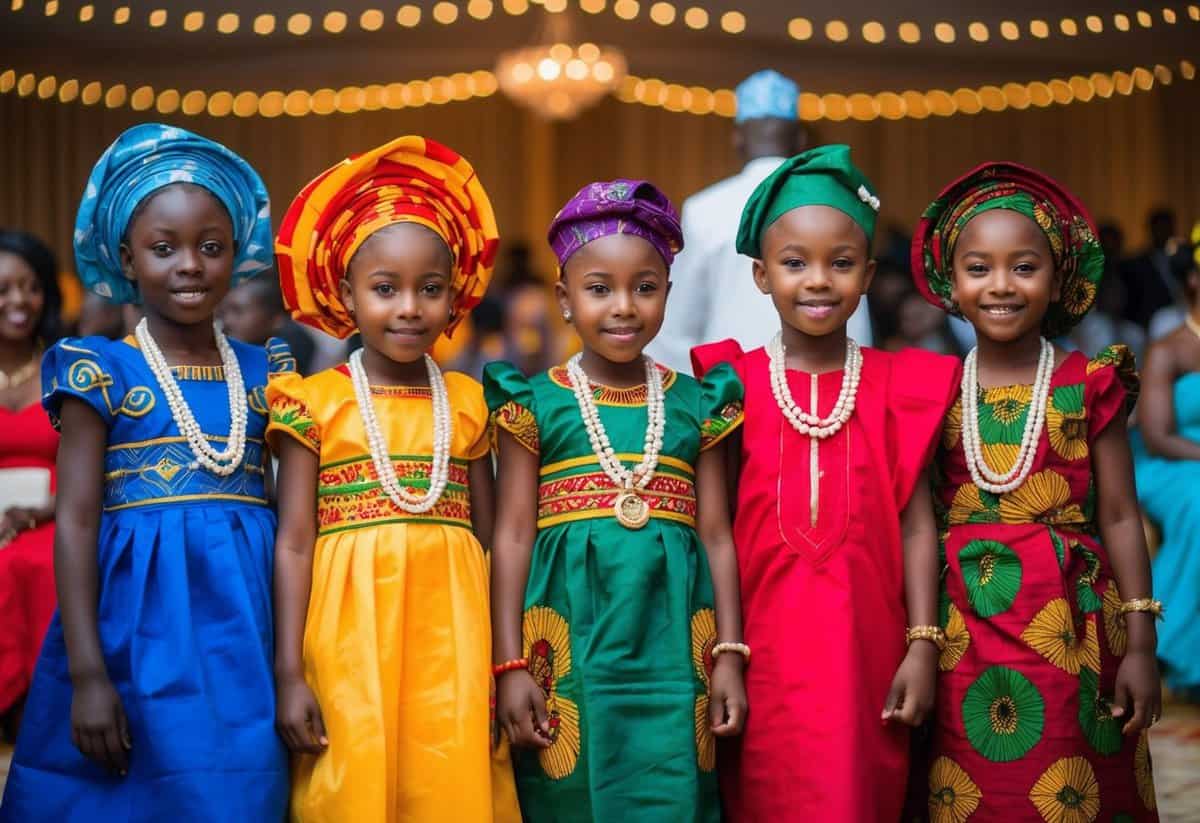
<box><xmin>905</xmin><ymin>625</ymin><xmax>947</xmax><ymax>651</ymax></box>
<box><xmin>711</xmin><ymin>641</ymin><xmax>751</xmax><ymax>662</ymax></box>
<box><xmin>1119</xmin><ymin>598</ymin><xmax>1164</xmax><ymax>619</ymax></box>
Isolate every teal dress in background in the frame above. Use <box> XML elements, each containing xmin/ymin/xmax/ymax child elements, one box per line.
<box><xmin>1133</xmin><ymin>372</ymin><xmax>1200</xmax><ymax>694</ymax></box>
<box><xmin>484</xmin><ymin>360</ymin><xmax>742</xmax><ymax>823</ymax></box>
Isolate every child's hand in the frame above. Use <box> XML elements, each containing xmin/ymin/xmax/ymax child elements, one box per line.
<box><xmin>1111</xmin><ymin>648</ymin><xmax>1162</xmax><ymax>734</ymax></box>
<box><xmin>276</xmin><ymin>675</ymin><xmax>328</xmax><ymax>754</ymax></box>
<box><xmin>70</xmin><ymin>672</ymin><xmax>131</xmax><ymax>775</ymax></box>
<box><xmin>709</xmin><ymin>655</ymin><xmax>747</xmax><ymax>737</ymax></box>
<box><xmin>882</xmin><ymin>642</ymin><xmax>937</xmax><ymax>727</ymax></box>
<box><xmin>496</xmin><ymin>670</ymin><xmax>552</xmax><ymax>749</ymax></box>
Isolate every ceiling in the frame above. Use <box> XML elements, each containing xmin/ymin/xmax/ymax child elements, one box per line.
<box><xmin>1</xmin><ymin>0</ymin><xmax>1196</xmax><ymax>95</ymax></box>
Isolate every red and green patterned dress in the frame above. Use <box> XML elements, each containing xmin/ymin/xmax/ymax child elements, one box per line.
<box><xmin>927</xmin><ymin>345</ymin><xmax>1158</xmax><ymax>822</ymax></box>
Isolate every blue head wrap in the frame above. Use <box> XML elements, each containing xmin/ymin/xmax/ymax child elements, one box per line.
<box><xmin>73</xmin><ymin>123</ymin><xmax>272</xmax><ymax>304</ymax></box>
<box><xmin>734</xmin><ymin>70</ymin><xmax>799</xmax><ymax>123</ymax></box>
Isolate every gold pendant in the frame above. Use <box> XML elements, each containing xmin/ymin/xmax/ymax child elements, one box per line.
<box><xmin>613</xmin><ymin>489</ymin><xmax>651</xmax><ymax>529</ymax></box>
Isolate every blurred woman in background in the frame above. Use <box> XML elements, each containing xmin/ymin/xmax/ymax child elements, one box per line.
<box><xmin>0</xmin><ymin>230</ymin><xmax>62</xmax><ymax>737</ymax></box>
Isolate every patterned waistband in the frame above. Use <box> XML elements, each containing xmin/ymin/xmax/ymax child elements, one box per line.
<box><xmin>103</xmin><ymin>437</ymin><xmax>266</xmax><ymax>511</ymax></box>
<box><xmin>317</xmin><ymin>454</ymin><xmax>472</xmax><ymax>535</ymax></box>
<box><xmin>536</xmin><ymin>457</ymin><xmax>696</xmax><ymax>529</ymax></box>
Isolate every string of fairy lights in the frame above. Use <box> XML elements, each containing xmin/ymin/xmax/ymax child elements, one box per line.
<box><xmin>4</xmin><ymin>0</ymin><xmax>1199</xmax><ymax>44</ymax></box>
<box><xmin>2</xmin><ymin>60</ymin><xmax>1194</xmax><ymax>121</ymax></box>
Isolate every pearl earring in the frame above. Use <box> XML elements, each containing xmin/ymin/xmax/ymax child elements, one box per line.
<box><xmin>563</xmin><ymin>311</ymin><xmax>572</xmax><ymax>322</ymax></box>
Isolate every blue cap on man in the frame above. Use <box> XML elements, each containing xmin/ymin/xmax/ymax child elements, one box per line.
<box><xmin>734</xmin><ymin>70</ymin><xmax>799</xmax><ymax>123</ymax></box>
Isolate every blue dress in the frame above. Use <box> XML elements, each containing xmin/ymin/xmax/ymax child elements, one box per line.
<box><xmin>1133</xmin><ymin>372</ymin><xmax>1200</xmax><ymax>695</ymax></box>
<box><xmin>0</xmin><ymin>335</ymin><xmax>292</xmax><ymax>822</ymax></box>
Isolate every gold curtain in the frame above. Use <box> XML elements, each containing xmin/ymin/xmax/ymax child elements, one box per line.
<box><xmin>2</xmin><ymin>81</ymin><xmax>1197</xmax><ymax>282</ymax></box>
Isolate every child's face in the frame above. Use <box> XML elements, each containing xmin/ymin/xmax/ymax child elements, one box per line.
<box><xmin>950</xmin><ymin>209</ymin><xmax>1059</xmax><ymax>344</ymax></box>
<box><xmin>752</xmin><ymin>205</ymin><xmax>874</xmax><ymax>339</ymax></box>
<box><xmin>555</xmin><ymin>233</ymin><xmax>670</xmax><ymax>365</ymax></box>
<box><xmin>219</xmin><ymin>282</ymin><xmax>278</xmax><ymax>346</ymax></box>
<box><xmin>340</xmin><ymin>223</ymin><xmax>455</xmax><ymax>364</ymax></box>
<box><xmin>120</xmin><ymin>183</ymin><xmax>235</xmax><ymax>327</ymax></box>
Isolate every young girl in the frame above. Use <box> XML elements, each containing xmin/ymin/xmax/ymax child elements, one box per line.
<box><xmin>690</xmin><ymin>144</ymin><xmax>961</xmax><ymax>821</ymax></box>
<box><xmin>911</xmin><ymin>162</ymin><xmax>1160</xmax><ymax>820</ymax></box>
<box><xmin>487</xmin><ymin>179</ymin><xmax>746</xmax><ymax>822</ymax></box>
<box><xmin>269</xmin><ymin>136</ymin><xmax>519</xmax><ymax>821</ymax></box>
<box><xmin>0</xmin><ymin>124</ymin><xmax>290</xmax><ymax>820</ymax></box>
<box><xmin>1134</xmin><ymin>230</ymin><xmax>1200</xmax><ymax>699</ymax></box>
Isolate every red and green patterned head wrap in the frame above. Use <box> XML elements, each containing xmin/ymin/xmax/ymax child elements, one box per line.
<box><xmin>911</xmin><ymin>161</ymin><xmax>1104</xmax><ymax>338</ymax></box>
<box><xmin>275</xmin><ymin>135</ymin><xmax>499</xmax><ymax>340</ymax></box>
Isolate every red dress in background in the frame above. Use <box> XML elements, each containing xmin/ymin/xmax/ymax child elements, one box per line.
<box><xmin>692</xmin><ymin>340</ymin><xmax>960</xmax><ymax>822</ymax></box>
<box><xmin>0</xmin><ymin>401</ymin><xmax>58</xmax><ymax>714</ymax></box>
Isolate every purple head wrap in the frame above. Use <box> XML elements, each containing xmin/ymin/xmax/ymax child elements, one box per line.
<box><xmin>548</xmin><ymin>179</ymin><xmax>683</xmax><ymax>270</ymax></box>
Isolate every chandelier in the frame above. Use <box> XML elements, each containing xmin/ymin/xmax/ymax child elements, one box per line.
<box><xmin>495</xmin><ymin>13</ymin><xmax>627</xmax><ymax>119</ymax></box>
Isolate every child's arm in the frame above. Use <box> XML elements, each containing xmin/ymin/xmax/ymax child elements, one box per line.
<box><xmin>490</xmin><ymin>429</ymin><xmax>551</xmax><ymax>749</ymax></box>
<box><xmin>882</xmin><ymin>468</ymin><xmax>939</xmax><ymax>727</ymax></box>
<box><xmin>55</xmin><ymin>398</ymin><xmax>130</xmax><ymax>775</ymax></box>
<box><xmin>696</xmin><ymin>443</ymin><xmax>747</xmax><ymax>736</ymax></box>
<box><xmin>272</xmin><ymin>436</ymin><xmax>327</xmax><ymax>754</ymax></box>
<box><xmin>469</xmin><ymin>456</ymin><xmax>495</xmax><ymax>553</ymax></box>
<box><xmin>1139</xmin><ymin>343</ymin><xmax>1200</xmax><ymax>461</ymax></box>
<box><xmin>1093</xmin><ymin>413</ymin><xmax>1162</xmax><ymax>734</ymax></box>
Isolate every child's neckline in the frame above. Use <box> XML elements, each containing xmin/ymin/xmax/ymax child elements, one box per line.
<box><xmin>119</xmin><ymin>336</ymin><xmax>228</xmax><ymax>380</ymax></box>
<box><xmin>547</xmin><ymin>363</ymin><xmax>677</xmax><ymax>406</ymax></box>
<box><xmin>333</xmin><ymin>363</ymin><xmax>433</xmax><ymax>395</ymax></box>
<box><xmin>974</xmin><ymin>350</ymin><xmax>1077</xmax><ymax>392</ymax></box>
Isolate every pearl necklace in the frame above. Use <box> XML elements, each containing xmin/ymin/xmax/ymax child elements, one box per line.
<box><xmin>135</xmin><ymin>318</ymin><xmax>248</xmax><ymax>477</ymax></box>
<box><xmin>960</xmin><ymin>337</ymin><xmax>1054</xmax><ymax>494</ymax></box>
<box><xmin>766</xmin><ymin>332</ymin><xmax>862</xmax><ymax>439</ymax></box>
<box><xmin>348</xmin><ymin>349</ymin><xmax>452</xmax><ymax>514</ymax></box>
<box><xmin>565</xmin><ymin>353</ymin><xmax>665</xmax><ymax>529</ymax></box>
<box><xmin>767</xmin><ymin>332</ymin><xmax>862</xmax><ymax>527</ymax></box>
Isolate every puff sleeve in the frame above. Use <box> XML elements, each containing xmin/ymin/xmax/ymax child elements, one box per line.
<box><xmin>888</xmin><ymin>348</ymin><xmax>963</xmax><ymax>509</ymax></box>
<box><xmin>482</xmin><ymin>361</ymin><xmax>540</xmax><ymax>454</ymax></box>
<box><xmin>698</xmin><ymin>362</ymin><xmax>745</xmax><ymax>451</ymax></box>
<box><xmin>266</xmin><ymin>371</ymin><xmax>320</xmax><ymax>454</ymax></box>
<box><xmin>265</xmin><ymin>336</ymin><xmax>299</xmax><ymax>377</ymax></box>
<box><xmin>40</xmin><ymin>337</ymin><xmax>127</xmax><ymax>430</ymax></box>
<box><xmin>1086</xmin><ymin>344</ymin><xmax>1139</xmax><ymax>439</ymax></box>
<box><xmin>690</xmin><ymin>338</ymin><xmax>745</xmax><ymax>381</ymax></box>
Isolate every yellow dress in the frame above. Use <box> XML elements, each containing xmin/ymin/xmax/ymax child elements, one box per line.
<box><xmin>266</xmin><ymin>365</ymin><xmax>519</xmax><ymax>823</ymax></box>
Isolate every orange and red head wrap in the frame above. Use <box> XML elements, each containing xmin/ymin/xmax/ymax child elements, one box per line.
<box><xmin>275</xmin><ymin>135</ymin><xmax>499</xmax><ymax>339</ymax></box>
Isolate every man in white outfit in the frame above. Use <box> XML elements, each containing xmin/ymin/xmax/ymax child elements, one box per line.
<box><xmin>648</xmin><ymin>70</ymin><xmax>872</xmax><ymax>373</ymax></box>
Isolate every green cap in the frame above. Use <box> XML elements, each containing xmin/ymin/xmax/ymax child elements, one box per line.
<box><xmin>735</xmin><ymin>144</ymin><xmax>880</xmax><ymax>257</ymax></box>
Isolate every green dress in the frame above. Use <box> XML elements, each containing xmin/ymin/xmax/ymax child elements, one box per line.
<box><xmin>484</xmin><ymin>360</ymin><xmax>742</xmax><ymax>823</ymax></box>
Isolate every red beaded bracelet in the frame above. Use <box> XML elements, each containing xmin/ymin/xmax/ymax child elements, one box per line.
<box><xmin>492</xmin><ymin>658</ymin><xmax>529</xmax><ymax>676</ymax></box>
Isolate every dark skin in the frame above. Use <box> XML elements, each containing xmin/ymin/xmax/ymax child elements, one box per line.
<box><xmin>56</xmin><ymin>182</ymin><xmax>240</xmax><ymax>775</ymax></box>
<box><xmin>0</xmin><ymin>251</ymin><xmax>55</xmax><ymax>545</ymax></box>
<box><xmin>273</xmin><ymin>223</ymin><xmax>495</xmax><ymax>754</ymax></box>
<box><xmin>951</xmin><ymin>209</ymin><xmax>1161</xmax><ymax>733</ymax></box>
<box><xmin>1139</xmin><ymin>269</ymin><xmax>1200</xmax><ymax>461</ymax></box>
<box><xmin>492</xmin><ymin>234</ymin><xmax>746</xmax><ymax>750</ymax></box>
<box><xmin>752</xmin><ymin>205</ymin><xmax>938</xmax><ymax>726</ymax></box>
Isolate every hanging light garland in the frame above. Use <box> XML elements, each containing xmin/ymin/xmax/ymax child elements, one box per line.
<box><xmin>1</xmin><ymin>60</ymin><xmax>1193</xmax><ymax>120</ymax></box>
<box><xmin>5</xmin><ymin>0</ymin><xmax>1198</xmax><ymax>45</ymax></box>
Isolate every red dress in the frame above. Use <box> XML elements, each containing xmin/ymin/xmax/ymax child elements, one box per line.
<box><xmin>692</xmin><ymin>340</ymin><xmax>960</xmax><ymax>822</ymax></box>
<box><xmin>0</xmin><ymin>401</ymin><xmax>58</xmax><ymax>714</ymax></box>
<box><xmin>927</xmin><ymin>347</ymin><xmax>1158</xmax><ymax>821</ymax></box>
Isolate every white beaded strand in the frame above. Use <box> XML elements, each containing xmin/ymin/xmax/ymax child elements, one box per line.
<box><xmin>135</xmin><ymin>318</ymin><xmax>247</xmax><ymax>477</ymax></box>
<box><xmin>348</xmin><ymin>348</ymin><xmax>452</xmax><ymax>514</ymax></box>
<box><xmin>960</xmin><ymin>337</ymin><xmax>1054</xmax><ymax>494</ymax></box>
<box><xmin>565</xmin><ymin>353</ymin><xmax>665</xmax><ymax>491</ymax></box>
<box><xmin>766</xmin><ymin>332</ymin><xmax>862</xmax><ymax>439</ymax></box>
